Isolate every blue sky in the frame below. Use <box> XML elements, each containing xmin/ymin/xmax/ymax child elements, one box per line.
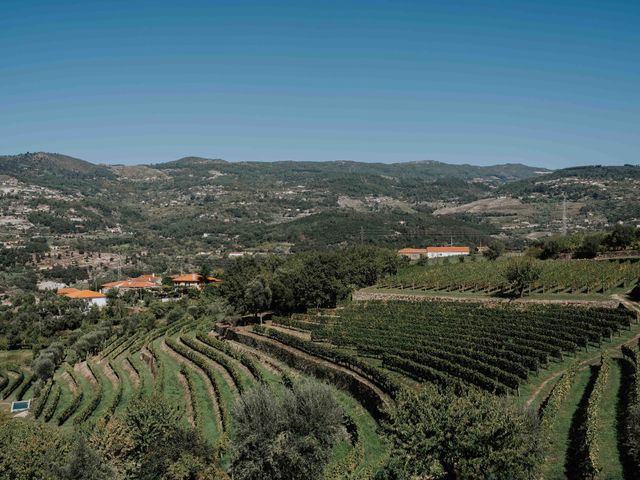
<box><xmin>1</xmin><ymin>0</ymin><xmax>638</xmax><ymax>167</ymax></box>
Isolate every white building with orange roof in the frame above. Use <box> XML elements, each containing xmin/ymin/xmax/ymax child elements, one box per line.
<box><xmin>172</xmin><ymin>273</ymin><xmax>223</xmax><ymax>289</ymax></box>
<box><xmin>57</xmin><ymin>288</ymin><xmax>107</xmax><ymax>308</ymax></box>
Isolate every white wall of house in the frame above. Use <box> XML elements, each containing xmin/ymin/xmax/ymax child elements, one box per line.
<box><xmin>427</xmin><ymin>251</ymin><xmax>469</xmax><ymax>259</ymax></box>
<box><xmin>89</xmin><ymin>297</ymin><xmax>107</xmax><ymax>308</ymax></box>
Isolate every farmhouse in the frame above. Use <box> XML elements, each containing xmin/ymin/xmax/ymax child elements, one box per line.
<box><xmin>172</xmin><ymin>273</ymin><xmax>223</xmax><ymax>288</ymax></box>
<box><xmin>426</xmin><ymin>246</ymin><xmax>470</xmax><ymax>259</ymax></box>
<box><xmin>57</xmin><ymin>288</ymin><xmax>107</xmax><ymax>308</ymax></box>
<box><xmin>398</xmin><ymin>246</ymin><xmax>471</xmax><ymax>260</ymax></box>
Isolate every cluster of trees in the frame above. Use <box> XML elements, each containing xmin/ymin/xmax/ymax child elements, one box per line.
<box><xmin>220</xmin><ymin>246</ymin><xmax>403</xmax><ymax>315</ymax></box>
<box><xmin>529</xmin><ymin>224</ymin><xmax>640</xmax><ymax>260</ymax></box>
<box><xmin>377</xmin><ymin>385</ymin><xmax>543</xmax><ymax>479</ymax></box>
<box><xmin>0</xmin><ymin>293</ymin><xmax>91</xmax><ymax>349</ymax></box>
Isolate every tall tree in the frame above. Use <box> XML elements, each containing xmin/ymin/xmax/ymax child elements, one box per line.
<box><xmin>504</xmin><ymin>258</ymin><xmax>542</xmax><ymax>297</ymax></box>
<box><xmin>243</xmin><ymin>276</ymin><xmax>272</xmax><ymax>322</ymax></box>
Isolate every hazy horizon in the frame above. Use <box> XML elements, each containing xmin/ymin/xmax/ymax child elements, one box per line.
<box><xmin>2</xmin><ymin>0</ymin><xmax>638</xmax><ymax>168</ymax></box>
<box><xmin>5</xmin><ymin>150</ymin><xmax>640</xmax><ymax>170</ymax></box>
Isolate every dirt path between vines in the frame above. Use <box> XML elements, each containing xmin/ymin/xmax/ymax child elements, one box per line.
<box><xmin>121</xmin><ymin>358</ymin><xmax>140</xmax><ymax>389</ymax></box>
<box><xmin>177</xmin><ymin>371</ymin><xmax>195</xmax><ymax>427</ymax></box>
<box><xmin>265</xmin><ymin>323</ymin><xmax>312</xmax><ymax>341</ymax></box>
<box><xmin>140</xmin><ymin>347</ymin><xmax>157</xmax><ymax>378</ymax></box>
<box><xmin>160</xmin><ymin>340</ymin><xmax>223</xmax><ymax>432</ymax></box>
<box><xmin>62</xmin><ymin>371</ymin><xmax>78</xmax><ymax>395</ymax></box>
<box><xmin>102</xmin><ymin>362</ymin><xmax>119</xmax><ymax>390</ymax></box>
<box><xmin>74</xmin><ymin>361</ymin><xmax>97</xmax><ymax>388</ymax></box>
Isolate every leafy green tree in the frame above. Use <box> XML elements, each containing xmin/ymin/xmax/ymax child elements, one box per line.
<box><xmin>231</xmin><ymin>381</ymin><xmax>345</xmax><ymax>480</ymax></box>
<box><xmin>603</xmin><ymin>224</ymin><xmax>636</xmax><ymax>250</ymax></box>
<box><xmin>0</xmin><ymin>413</ymin><xmax>113</xmax><ymax>480</ymax></box>
<box><xmin>90</xmin><ymin>394</ymin><xmax>215</xmax><ymax>480</ymax></box>
<box><xmin>483</xmin><ymin>241</ymin><xmax>505</xmax><ymax>261</ymax></box>
<box><xmin>379</xmin><ymin>385</ymin><xmax>542</xmax><ymax>480</ymax></box>
<box><xmin>574</xmin><ymin>235</ymin><xmax>602</xmax><ymax>259</ymax></box>
<box><xmin>243</xmin><ymin>276</ymin><xmax>272</xmax><ymax>322</ymax></box>
<box><xmin>57</xmin><ymin>435</ymin><xmax>114</xmax><ymax>480</ymax></box>
<box><xmin>504</xmin><ymin>258</ymin><xmax>542</xmax><ymax>297</ymax></box>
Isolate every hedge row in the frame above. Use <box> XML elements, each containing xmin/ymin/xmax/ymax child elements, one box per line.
<box><xmin>16</xmin><ymin>374</ymin><xmax>34</xmax><ymax>401</ymax></box>
<box><xmin>147</xmin><ymin>344</ymin><xmax>165</xmax><ymax>394</ymax></box>
<box><xmin>621</xmin><ymin>341</ymin><xmax>640</xmax><ymax>470</ymax></box>
<box><xmin>180</xmin><ymin>364</ymin><xmax>199</xmax><ymax>429</ymax></box>
<box><xmin>181</xmin><ymin>336</ymin><xmax>245</xmax><ymax>393</ymax></box>
<box><xmin>621</xmin><ymin>343</ymin><xmax>640</xmax><ymax>400</ymax></box>
<box><xmin>252</xmin><ymin>325</ymin><xmax>402</xmax><ymax>398</ymax></box>
<box><xmin>57</xmin><ymin>390</ymin><xmax>84</xmax><ymax>426</ymax></box>
<box><xmin>32</xmin><ymin>380</ymin><xmax>53</xmax><ymax>419</ymax></box>
<box><xmin>73</xmin><ymin>363</ymin><xmax>103</xmax><ymax>425</ymax></box>
<box><xmin>43</xmin><ymin>384</ymin><xmax>61</xmax><ymax>422</ymax></box>
<box><xmin>2</xmin><ymin>371</ymin><xmax>24</xmax><ymax>400</ymax></box>
<box><xmin>105</xmin><ymin>361</ymin><xmax>123</xmax><ymax>417</ymax></box>
<box><xmin>165</xmin><ymin>337</ymin><xmax>229</xmax><ymax>432</ymax></box>
<box><xmin>228</xmin><ymin>328</ymin><xmax>389</xmax><ymax>420</ymax></box>
<box><xmin>582</xmin><ymin>356</ymin><xmax>610</xmax><ymax>479</ymax></box>
<box><xmin>196</xmin><ymin>333</ymin><xmax>266</xmax><ymax>383</ymax></box>
<box><xmin>538</xmin><ymin>365</ymin><xmax>577</xmax><ymax>439</ymax></box>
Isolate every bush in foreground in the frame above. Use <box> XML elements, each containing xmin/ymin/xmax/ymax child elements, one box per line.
<box><xmin>231</xmin><ymin>381</ymin><xmax>345</xmax><ymax>480</ymax></box>
<box><xmin>378</xmin><ymin>385</ymin><xmax>543</xmax><ymax>480</ymax></box>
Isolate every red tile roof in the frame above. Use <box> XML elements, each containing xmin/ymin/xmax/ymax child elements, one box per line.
<box><xmin>59</xmin><ymin>288</ymin><xmax>106</xmax><ymax>299</ymax></box>
<box><xmin>101</xmin><ymin>279</ymin><xmax>159</xmax><ymax>289</ymax></box>
<box><xmin>426</xmin><ymin>246</ymin><xmax>470</xmax><ymax>253</ymax></box>
<box><xmin>398</xmin><ymin>248</ymin><xmax>428</xmax><ymax>254</ymax></box>
<box><xmin>172</xmin><ymin>273</ymin><xmax>202</xmax><ymax>283</ymax></box>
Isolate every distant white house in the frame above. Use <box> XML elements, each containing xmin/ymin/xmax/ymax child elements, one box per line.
<box><xmin>426</xmin><ymin>246</ymin><xmax>470</xmax><ymax>259</ymax></box>
<box><xmin>398</xmin><ymin>246</ymin><xmax>471</xmax><ymax>260</ymax></box>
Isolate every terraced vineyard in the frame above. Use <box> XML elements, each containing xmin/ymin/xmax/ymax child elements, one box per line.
<box><xmin>272</xmin><ymin>301</ymin><xmax>635</xmax><ymax>395</ymax></box>
<box><xmin>5</xmin><ymin>294</ymin><xmax>640</xmax><ymax>478</ymax></box>
<box><xmin>375</xmin><ymin>258</ymin><xmax>640</xmax><ymax>296</ymax></box>
<box><xmin>17</xmin><ymin>316</ymin><xmax>388</xmax><ymax>479</ymax></box>
<box><xmin>268</xmin><ymin>300</ymin><xmax>640</xmax><ymax>478</ymax></box>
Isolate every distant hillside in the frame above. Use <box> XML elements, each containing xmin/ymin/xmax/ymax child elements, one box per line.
<box><xmin>498</xmin><ymin>164</ymin><xmax>640</xmax><ymax>223</ymax></box>
<box><xmin>0</xmin><ymin>152</ymin><xmax>114</xmax><ymax>193</ymax></box>
<box><xmin>155</xmin><ymin>156</ymin><xmax>547</xmax><ymax>181</ymax></box>
<box><xmin>152</xmin><ymin>156</ymin><xmax>548</xmax><ymax>201</ymax></box>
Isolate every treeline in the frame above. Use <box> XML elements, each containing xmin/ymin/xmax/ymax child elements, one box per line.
<box><xmin>219</xmin><ymin>246</ymin><xmax>403</xmax><ymax>314</ymax></box>
<box><xmin>529</xmin><ymin>224</ymin><xmax>640</xmax><ymax>260</ymax></box>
